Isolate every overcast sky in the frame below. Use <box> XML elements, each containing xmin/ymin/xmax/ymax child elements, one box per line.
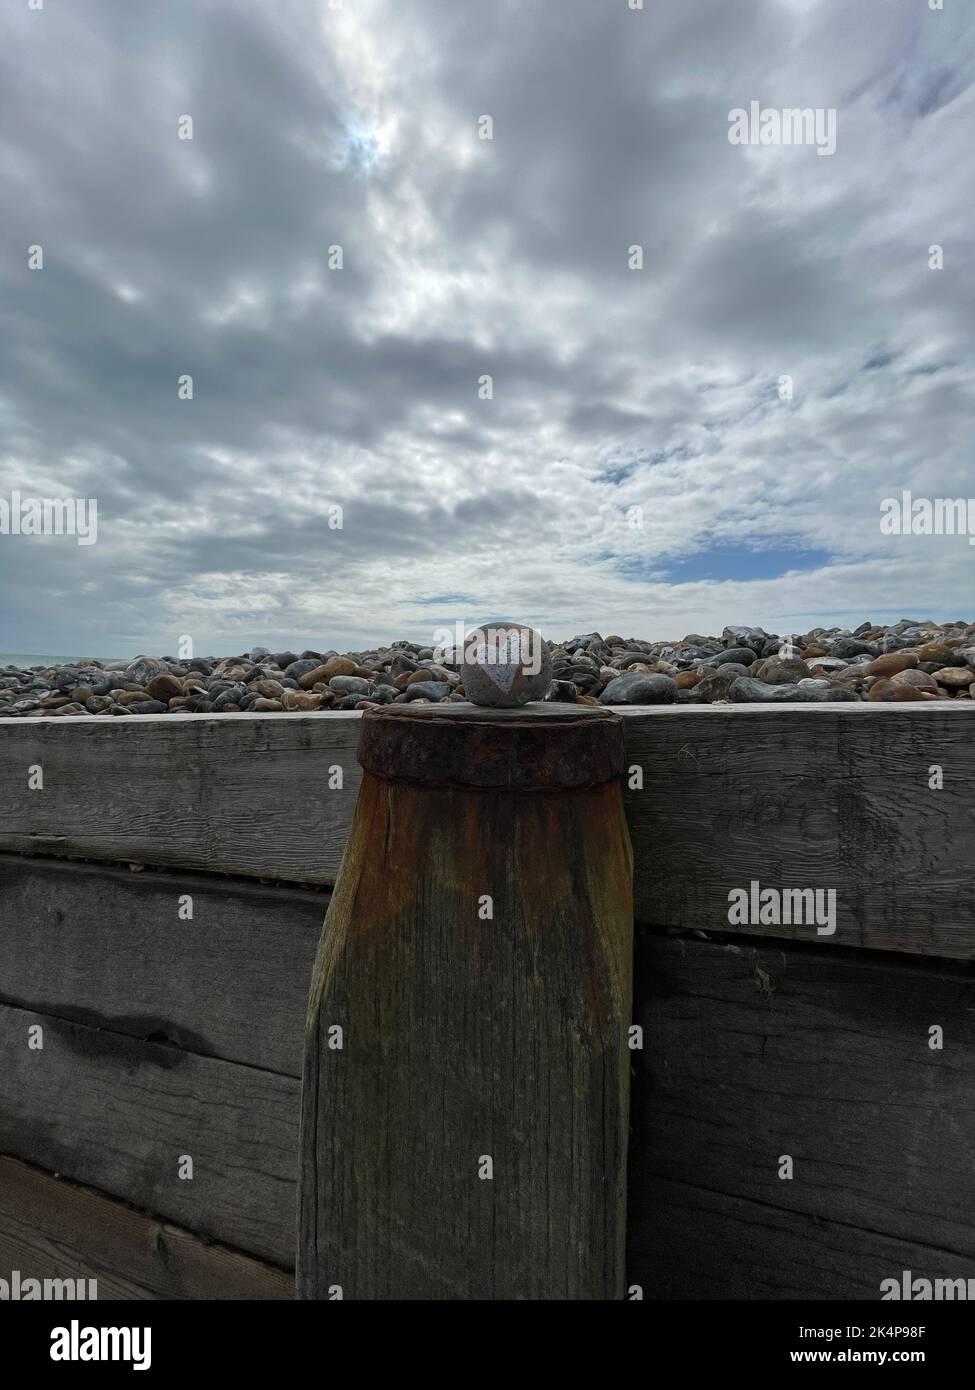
<box><xmin>1</xmin><ymin>0</ymin><xmax>972</xmax><ymax>657</ymax></box>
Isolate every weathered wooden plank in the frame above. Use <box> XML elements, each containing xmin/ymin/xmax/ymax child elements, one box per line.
<box><xmin>628</xmin><ymin>1176</ymin><xmax>975</xmax><ymax>1300</ymax></box>
<box><xmin>629</xmin><ymin>931</ymin><xmax>975</xmax><ymax>1277</ymax></box>
<box><xmin>0</xmin><ymin>1155</ymin><xmax>293</xmax><ymax>1300</ymax></box>
<box><xmin>0</xmin><ymin>711</ymin><xmax>361</xmax><ymax>884</ymax></box>
<box><xmin>0</xmin><ymin>704</ymin><xmax>972</xmax><ymax>956</ymax></box>
<box><xmin>0</xmin><ymin>855</ymin><xmax>324</xmax><ymax>1075</ymax></box>
<box><xmin>299</xmin><ymin>706</ymin><xmax>633</xmax><ymax>1300</ymax></box>
<box><xmin>621</xmin><ymin>704</ymin><xmax>975</xmax><ymax>958</ymax></box>
<box><xmin>0</xmin><ymin>1001</ymin><xmax>298</xmax><ymax>1266</ymax></box>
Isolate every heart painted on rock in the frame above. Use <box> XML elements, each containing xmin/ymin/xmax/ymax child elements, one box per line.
<box><xmin>462</xmin><ymin>623</ymin><xmax>554</xmax><ymax>707</ymax></box>
<box><xmin>480</xmin><ymin>661</ymin><xmax>520</xmax><ymax>694</ymax></box>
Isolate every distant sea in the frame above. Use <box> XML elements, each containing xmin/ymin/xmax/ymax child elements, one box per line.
<box><xmin>0</xmin><ymin>654</ymin><xmax>116</xmax><ymax>668</ymax></box>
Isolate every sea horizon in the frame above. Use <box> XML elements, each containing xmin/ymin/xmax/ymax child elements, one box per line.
<box><xmin>0</xmin><ymin>653</ymin><xmax>118</xmax><ymax>668</ymax></box>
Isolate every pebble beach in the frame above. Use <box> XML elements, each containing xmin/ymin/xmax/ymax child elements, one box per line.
<box><xmin>2</xmin><ymin>617</ymin><xmax>974</xmax><ymax>718</ymax></box>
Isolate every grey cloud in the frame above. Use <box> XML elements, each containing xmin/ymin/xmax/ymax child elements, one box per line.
<box><xmin>1</xmin><ymin>0</ymin><xmax>973</xmax><ymax>654</ymax></box>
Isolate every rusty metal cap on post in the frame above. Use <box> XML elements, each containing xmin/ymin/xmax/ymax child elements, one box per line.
<box><xmin>357</xmin><ymin>704</ymin><xmax>626</xmax><ymax>791</ymax></box>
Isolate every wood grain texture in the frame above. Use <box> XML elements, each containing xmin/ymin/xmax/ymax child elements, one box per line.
<box><xmin>298</xmin><ymin>767</ymin><xmax>633</xmax><ymax>1300</ymax></box>
<box><xmin>0</xmin><ymin>1156</ymin><xmax>293</xmax><ymax>1300</ymax></box>
<box><xmin>0</xmin><ymin>854</ymin><xmax>325</xmax><ymax>1074</ymax></box>
<box><xmin>0</xmin><ymin>711</ymin><xmax>361</xmax><ymax>884</ymax></box>
<box><xmin>0</xmin><ymin>1001</ymin><xmax>299</xmax><ymax>1266</ymax></box>
<box><xmin>628</xmin><ymin>930</ymin><xmax>975</xmax><ymax>1296</ymax></box>
<box><xmin>0</xmin><ymin>704</ymin><xmax>972</xmax><ymax>955</ymax></box>
<box><xmin>628</xmin><ymin>1177</ymin><xmax>975</xmax><ymax>1301</ymax></box>
<box><xmin>621</xmin><ymin>703</ymin><xmax>975</xmax><ymax>958</ymax></box>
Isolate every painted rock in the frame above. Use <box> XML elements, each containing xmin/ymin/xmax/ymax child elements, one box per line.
<box><xmin>461</xmin><ymin>622</ymin><xmax>553</xmax><ymax>706</ymax></box>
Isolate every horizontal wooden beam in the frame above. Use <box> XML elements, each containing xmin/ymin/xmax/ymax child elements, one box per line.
<box><xmin>0</xmin><ymin>1155</ymin><xmax>293</xmax><ymax>1300</ymax></box>
<box><xmin>0</xmin><ymin>1001</ymin><xmax>298</xmax><ymax>1266</ymax></box>
<box><xmin>0</xmin><ymin>704</ymin><xmax>972</xmax><ymax>956</ymax></box>
<box><xmin>0</xmin><ymin>711</ymin><xmax>362</xmax><ymax>884</ymax></box>
<box><xmin>622</xmin><ymin>703</ymin><xmax>975</xmax><ymax>959</ymax></box>
<box><xmin>628</xmin><ymin>1176</ymin><xmax>975</xmax><ymax>1301</ymax></box>
<box><xmin>0</xmin><ymin>855</ymin><xmax>324</xmax><ymax>1075</ymax></box>
<box><xmin>628</xmin><ymin>930</ymin><xmax>975</xmax><ymax>1297</ymax></box>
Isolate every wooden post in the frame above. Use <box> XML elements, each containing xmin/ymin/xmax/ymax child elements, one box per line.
<box><xmin>297</xmin><ymin>704</ymin><xmax>633</xmax><ymax>1300</ymax></box>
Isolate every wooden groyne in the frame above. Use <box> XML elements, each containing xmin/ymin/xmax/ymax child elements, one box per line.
<box><xmin>299</xmin><ymin>705</ymin><xmax>633</xmax><ymax>1300</ymax></box>
<box><xmin>0</xmin><ymin>703</ymin><xmax>973</xmax><ymax>1298</ymax></box>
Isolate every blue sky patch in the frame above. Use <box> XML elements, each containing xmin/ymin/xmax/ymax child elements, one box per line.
<box><xmin>657</xmin><ymin>544</ymin><xmax>833</xmax><ymax>584</ymax></box>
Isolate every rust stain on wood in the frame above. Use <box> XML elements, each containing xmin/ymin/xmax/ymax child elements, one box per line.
<box><xmin>299</xmin><ymin>706</ymin><xmax>633</xmax><ymax>1300</ymax></box>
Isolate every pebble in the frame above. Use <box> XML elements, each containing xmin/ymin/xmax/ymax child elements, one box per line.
<box><xmin>124</xmin><ymin>656</ymin><xmax>168</xmax><ymax>686</ymax></box>
<box><xmin>915</xmin><ymin>642</ymin><xmax>955</xmax><ymax>664</ymax></box>
<box><xmin>3</xmin><ymin>618</ymin><xmax>974</xmax><ymax>718</ymax></box>
<box><xmin>282</xmin><ymin>691</ymin><xmax>323</xmax><ymax>711</ymax></box>
<box><xmin>300</xmin><ymin>657</ymin><xmax>357</xmax><ymax>686</ymax></box>
<box><xmin>212</xmin><ymin>688</ymin><xmax>246</xmax><ymax>711</ymax></box>
<box><xmin>723</xmin><ymin>625</ymin><xmax>768</xmax><ymax>651</ymax></box>
<box><xmin>753</xmin><ymin>656</ymin><xmax>812</xmax><ymax>685</ymax></box>
<box><xmin>549</xmin><ymin>679</ymin><xmax>578</xmax><ymax>702</ymax></box>
<box><xmin>890</xmin><ymin>669</ymin><xmax>939</xmax><ymax>690</ymax></box>
<box><xmin>934</xmin><ymin>667</ymin><xmax>975</xmax><ymax>688</ymax></box>
<box><xmin>868</xmin><ymin>680</ymin><xmax>927</xmax><ymax>702</ymax></box>
<box><xmin>598</xmin><ymin>673</ymin><xmax>677</xmax><ymax>705</ymax></box>
<box><xmin>285</xmin><ymin>659</ymin><xmax>322</xmax><ymax>681</ymax></box>
<box><xmin>328</xmin><ymin>676</ymin><xmax>372</xmax><ymax>696</ymax></box>
<box><xmin>398</xmin><ymin>681</ymin><xmax>452</xmax><ymax>702</ymax></box>
<box><xmin>461</xmin><ymin>623</ymin><xmax>553</xmax><ymax>707</ymax></box>
<box><xmin>692</xmin><ymin>666</ymin><xmax>748</xmax><ymax>702</ymax></box>
<box><xmin>863</xmin><ymin>652</ymin><xmax>918</xmax><ymax>677</ymax></box>
<box><xmin>389</xmin><ymin>653</ymin><xmax>418</xmax><ymax>677</ymax></box>
<box><xmin>728</xmin><ymin>677</ymin><xmax>805</xmax><ymax>703</ymax></box>
<box><xmin>146</xmin><ymin>673</ymin><xmax>182</xmax><ymax>702</ymax></box>
<box><xmin>712</xmin><ymin>647</ymin><xmax>758</xmax><ymax>667</ymax></box>
<box><xmin>832</xmin><ymin>637</ymin><xmax>879</xmax><ymax>658</ymax></box>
